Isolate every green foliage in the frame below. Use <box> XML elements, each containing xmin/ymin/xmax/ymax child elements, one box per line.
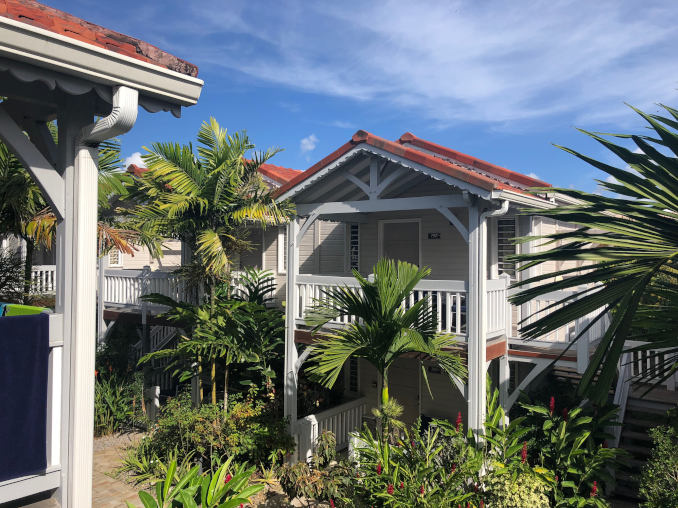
<box><xmin>126</xmin><ymin>456</ymin><xmax>263</xmax><ymax>508</ymax></box>
<box><xmin>639</xmin><ymin>425</ymin><xmax>678</xmax><ymax>508</ymax></box>
<box><xmin>305</xmin><ymin>258</ymin><xmax>466</xmax><ymax>409</ymax></box>
<box><xmin>510</xmin><ymin>104</ymin><xmax>678</xmax><ymax>403</ymax></box>
<box><xmin>483</xmin><ymin>470</ymin><xmax>551</xmax><ymax>508</ymax></box>
<box><xmin>123</xmin><ymin>391</ymin><xmax>294</xmax><ymax>478</ymax></box>
<box><xmin>519</xmin><ymin>398</ymin><xmax>624</xmax><ymax>506</ymax></box>
<box><xmin>0</xmin><ymin>248</ymin><xmax>24</xmax><ymax>303</ymax></box>
<box><xmin>94</xmin><ymin>373</ymin><xmax>143</xmax><ymax>436</ymax></box>
<box><xmin>126</xmin><ymin>118</ymin><xmax>293</xmax><ymax>284</ymax></box>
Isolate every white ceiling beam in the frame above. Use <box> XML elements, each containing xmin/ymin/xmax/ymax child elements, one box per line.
<box><xmin>376</xmin><ymin>166</ymin><xmax>408</xmax><ymax>197</ymax></box>
<box><xmin>436</xmin><ymin>206</ymin><xmax>469</xmax><ymax>243</ymax></box>
<box><xmin>296</xmin><ymin>194</ymin><xmax>468</xmax><ymax>216</ymax></box>
<box><xmin>345</xmin><ymin>173</ymin><xmax>371</xmax><ymax>197</ymax></box>
<box><xmin>298</xmin><ymin>156</ymin><xmax>372</xmax><ymax>202</ymax></box>
<box><xmin>0</xmin><ymin>104</ymin><xmax>64</xmax><ymax>219</ymax></box>
<box><xmin>379</xmin><ymin>170</ymin><xmax>422</xmax><ymax>198</ymax></box>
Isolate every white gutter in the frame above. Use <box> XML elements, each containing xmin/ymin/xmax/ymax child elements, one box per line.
<box><xmin>0</xmin><ymin>17</ymin><xmax>203</xmax><ymax>106</ymax></box>
<box><xmin>80</xmin><ymin>86</ymin><xmax>138</xmax><ymax>144</ymax></box>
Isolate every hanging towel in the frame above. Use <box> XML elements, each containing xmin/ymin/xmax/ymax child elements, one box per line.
<box><xmin>0</xmin><ymin>313</ymin><xmax>49</xmax><ymax>482</ymax></box>
<box><xmin>4</xmin><ymin>304</ymin><xmax>47</xmax><ymax>316</ymax></box>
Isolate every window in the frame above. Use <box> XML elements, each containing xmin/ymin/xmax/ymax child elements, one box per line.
<box><xmin>108</xmin><ymin>248</ymin><xmax>122</xmax><ymax>267</ymax></box>
<box><xmin>277</xmin><ymin>227</ymin><xmax>287</xmax><ymax>274</ymax></box>
<box><xmin>349</xmin><ymin>224</ymin><xmax>360</xmax><ymax>271</ymax></box>
<box><xmin>497</xmin><ymin>217</ymin><xmax>517</xmax><ymax>280</ymax></box>
<box><xmin>348</xmin><ymin>357</ymin><xmax>359</xmax><ymax>393</ymax></box>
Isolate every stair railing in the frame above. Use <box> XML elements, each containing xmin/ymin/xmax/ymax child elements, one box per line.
<box><xmin>610</xmin><ymin>351</ymin><xmax>633</xmax><ymax>448</ymax></box>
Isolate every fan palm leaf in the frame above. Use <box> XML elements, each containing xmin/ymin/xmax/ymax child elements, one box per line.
<box><xmin>305</xmin><ymin>258</ymin><xmax>467</xmax><ymax>407</ymax></box>
<box><xmin>510</xmin><ymin>104</ymin><xmax>678</xmax><ymax>404</ymax></box>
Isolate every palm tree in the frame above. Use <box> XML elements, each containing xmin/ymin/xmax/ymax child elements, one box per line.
<box><xmin>0</xmin><ymin>141</ymin><xmax>48</xmax><ymax>300</ymax></box>
<box><xmin>127</xmin><ymin>118</ymin><xmax>294</xmax><ymax>301</ymax></box>
<box><xmin>304</xmin><ymin>259</ymin><xmax>467</xmax><ymax>409</ymax></box>
<box><xmin>510</xmin><ymin>104</ymin><xmax>678</xmax><ymax>404</ymax></box>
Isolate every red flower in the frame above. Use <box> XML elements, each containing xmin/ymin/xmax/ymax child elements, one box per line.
<box><xmin>224</xmin><ymin>473</ymin><xmax>232</xmax><ymax>484</ymax></box>
<box><xmin>474</xmin><ymin>483</ymin><xmax>478</xmax><ymax>492</ymax></box>
<box><xmin>590</xmin><ymin>481</ymin><xmax>598</xmax><ymax>498</ymax></box>
<box><xmin>549</xmin><ymin>396</ymin><xmax>555</xmax><ymax>415</ymax></box>
<box><xmin>411</xmin><ymin>440</ymin><xmax>415</xmax><ymax>448</ymax></box>
<box><xmin>377</xmin><ymin>463</ymin><xmax>382</xmax><ymax>475</ymax></box>
<box><xmin>555</xmin><ymin>475</ymin><xmax>559</xmax><ymax>483</ymax></box>
<box><xmin>521</xmin><ymin>441</ymin><xmax>528</xmax><ymax>463</ymax></box>
<box><xmin>399</xmin><ymin>481</ymin><xmax>404</xmax><ymax>489</ymax></box>
<box><xmin>387</xmin><ymin>484</ymin><xmax>394</xmax><ymax>495</ymax></box>
<box><xmin>480</xmin><ymin>500</ymin><xmax>485</xmax><ymax>508</ymax></box>
<box><xmin>456</xmin><ymin>411</ymin><xmax>463</xmax><ymax>432</ymax></box>
<box><xmin>451</xmin><ymin>463</ymin><xmax>456</xmax><ymax>474</ymax></box>
<box><xmin>420</xmin><ymin>485</ymin><xmax>425</xmax><ymax>495</ymax></box>
<box><xmin>329</xmin><ymin>500</ymin><xmax>335</xmax><ymax>508</ymax></box>
<box><xmin>95</xmin><ymin>369</ymin><xmax>99</xmax><ymax>377</ymax></box>
<box><xmin>562</xmin><ymin>408</ymin><xmax>569</xmax><ymax>421</ymax></box>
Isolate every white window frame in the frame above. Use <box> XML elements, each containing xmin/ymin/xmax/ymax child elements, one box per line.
<box><xmin>377</xmin><ymin>218</ymin><xmax>422</xmax><ymax>266</ymax></box>
<box><xmin>277</xmin><ymin>227</ymin><xmax>286</xmax><ymax>274</ymax></box>
<box><xmin>346</xmin><ymin>223</ymin><xmax>360</xmax><ymax>273</ymax></box>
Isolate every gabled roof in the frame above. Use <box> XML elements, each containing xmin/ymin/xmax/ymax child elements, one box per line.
<box><xmin>398</xmin><ymin>132</ymin><xmax>551</xmax><ymax>189</ymax></box>
<box><xmin>258</xmin><ymin>163</ymin><xmax>303</xmax><ymax>185</ymax></box>
<box><xmin>275</xmin><ymin>130</ymin><xmax>550</xmax><ymax>200</ymax></box>
<box><xmin>0</xmin><ymin>0</ymin><xmax>198</xmax><ymax>76</ymax></box>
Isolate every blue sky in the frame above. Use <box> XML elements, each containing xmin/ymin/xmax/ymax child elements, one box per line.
<box><xmin>59</xmin><ymin>0</ymin><xmax>678</xmax><ymax>191</ymax></box>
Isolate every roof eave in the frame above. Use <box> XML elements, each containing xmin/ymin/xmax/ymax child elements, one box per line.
<box><xmin>491</xmin><ymin>189</ymin><xmax>554</xmax><ymax>209</ymax></box>
<box><xmin>0</xmin><ymin>16</ymin><xmax>203</xmax><ymax>107</ymax></box>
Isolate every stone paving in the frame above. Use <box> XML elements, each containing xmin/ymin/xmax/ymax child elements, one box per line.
<box><xmin>91</xmin><ymin>433</ymin><xmax>146</xmax><ymax>508</ymax></box>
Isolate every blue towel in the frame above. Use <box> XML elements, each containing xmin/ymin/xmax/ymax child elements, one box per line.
<box><xmin>0</xmin><ymin>313</ymin><xmax>49</xmax><ymax>481</ymax></box>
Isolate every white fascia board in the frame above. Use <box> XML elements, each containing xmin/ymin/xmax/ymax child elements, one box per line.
<box><xmin>276</xmin><ymin>143</ymin><xmax>494</xmax><ymax>203</ymax></box>
<box><xmin>296</xmin><ymin>194</ymin><xmax>468</xmax><ymax>216</ymax></box>
<box><xmin>491</xmin><ymin>189</ymin><xmax>555</xmax><ymax>209</ymax></box>
<box><xmin>0</xmin><ymin>17</ymin><xmax>203</xmax><ymax>106</ymax></box>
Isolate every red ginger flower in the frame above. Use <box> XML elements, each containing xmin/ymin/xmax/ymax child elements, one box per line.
<box><xmin>377</xmin><ymin>463</ymin><xmax>382</xmax><ymax>475</ymax></box>
<box><xmin>95</xmin><ymin>369</ymin><xmax>99</xmax><ymax>377</ymax></box>
<box><xmin>411</xmin><ymin>440</ymin><xmax>416</xmax><ymax>447</ymax></box>
<box><xmin>420</xmin><ymin>485</ymin><xmax>425</xmax><ymax>495</ymax></box>
<box><xmin>562</xmin><ymin>408</ymin><xmax>569</xmax><ymax>421</ymax></box>
<box><xmin>456</xmin><ymin>411</ymin><xmax>463</xmax><ymax>431</ymax></box>
<box><xmin>549</xmin><ymin>396</ymin><xmax>555</xmax><ymax>415</ymax></box>
<box><xmin>521</xmin><ymin>441</ymin><xmax>528</xmax><ymax>463</ymax></box>
<box><xmin>399</xmin><ymin>481</ymin><xmax>404</xmax><ymax>489</ymax></box>
<box><xmin>224</xmin><ymin>473</ymin><xmax>232</xmax><ymax>484</ymax></box>
<box><xmin>480</xmin><ymin>500</ymin><xmax>485</xmax><ymax>508</ymax></box>
<box><xmin>329</xmin><ymin>500</ymin><xmax>335</xmax><ymax>508</ymax></box>
<box><xmin>451</xmin><ymin>463</ymin><xmax>456</xmax><ymax>474</ymax></box>
<box><xmin>387</xmin><ymin>484</ymin><xmax>394</xmax><ymax>495</ymax></box>
<box><xmin>590</xmin><ymin>481</ymin><xmax>598</xmax><ymax>497</ymax></box>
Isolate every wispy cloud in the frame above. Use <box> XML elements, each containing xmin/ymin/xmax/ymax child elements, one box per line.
<box><xmin>300</xmin><ymin>134</ymin><xmax>319</xmax><ymax>154</ymax></box>
<box><xmin>111</xmin><ymin>0</ymin><xmax>678</xmax><ymax>128</ymax></box>
<box><xmin>327</xmin><ymin>120</ymin><xmax>357</xmax><ymax>129</ymax></box>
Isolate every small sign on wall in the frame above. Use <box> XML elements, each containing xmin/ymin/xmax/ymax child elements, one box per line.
<box><xmin>427</xmin><ymin>232</ymin><xmax>441</xmax><ymax>240</ymax></box>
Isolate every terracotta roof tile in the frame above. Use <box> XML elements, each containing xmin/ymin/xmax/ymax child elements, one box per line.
<box><xmin>398</xmin><ymin>132</ymin><xmax>551</xmax><ymax>189</ymax></box>
<box><xmin>258</xmin><ymin>163</ymin><xmax>302</xmax><ymax>185</ymax></box>
<box><xmin>276</xmin><ymin>130</ymin><xmax>547</xmax><ymax>199</ymax></box>
<box><xmin>0</xmin><ymin>0</ymin><xmax>198</xmax><ymax>76</ymax></box>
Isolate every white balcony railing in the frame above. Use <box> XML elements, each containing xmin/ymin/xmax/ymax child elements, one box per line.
<box><xmin>30</xmin><ymin>265</ymin><xmax>56</xmax><ymax>294</ymax></box>
<box><xmin>296</xmin><ymin>396</ymin><xmax>368</xmax><ymax>463</ymax></box>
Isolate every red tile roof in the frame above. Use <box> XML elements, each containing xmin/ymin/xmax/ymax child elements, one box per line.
<box><xmin>258</xmin><ymin>163</ymin><xmax>303</xmax><ymax>185</ymax></box>
<box><xmin>0</xmin><ymin>0</ymin><xmax>198</xmax><ymax>77</ymax></box>
<box><xmin>127</xmin><ymin>162</ymin><xmax>301</xmax><ymax>185</ymax></box>
<box><xmin>275</xmin><ymin>130</ymin><xmax>549</xmax><ymax>199</ymax></box>
<box><xmin>398</xmin><ymin>132</ymin><xmax>551</xmax><ymax>189</ymax></box>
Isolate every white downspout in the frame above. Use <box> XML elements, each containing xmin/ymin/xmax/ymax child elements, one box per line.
<box><xmin>66</xmin><ymin>85</ymin><xmax>138</xmax><ymax>508</ymax></box>
<box><xmin>475</xmin><ymin>200</ymin><xmax>509</xmax><ymax>431</ymax></box>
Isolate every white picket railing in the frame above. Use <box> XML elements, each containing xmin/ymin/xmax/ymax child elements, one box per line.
<box><xmin>296</xmin><ymin>397</ymin><xmax>368</xmax><ymax>463</ymax></box>
<box><xmin>295</xmin><ymin>275</ymin><xmax>492</xmax><ymax>339</ymax></box>
<box><xmin>626</xmin><ymin>341</ymin><xmax>678</xmax><ymax>391</ymax></box>
<box><xmin>30</xmin><ymin>265</ymin><xmax>56</xmax><ymax>294</ymax></box>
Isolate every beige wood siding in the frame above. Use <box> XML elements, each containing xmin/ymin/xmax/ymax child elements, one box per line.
<box><xmin>121</xmin><ymin>240</ymin><xmax>182</xmax><ymax>271</ymax></box>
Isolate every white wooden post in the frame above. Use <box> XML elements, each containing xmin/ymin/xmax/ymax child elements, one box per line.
<box><xmin>55</xmin><ymin>104</ymin><xmax>97</xmax><ymax>508</ymax></box>
<box><xmin>467</xmin><ymin>205</ymin><xmax>485</xmax><ymax>435</ymax></box>
<box><xmin>97</xmin><ymin>254</ymin><xmax>108</xmax><ymax>345</ymax></box>
<box><xmin>499</xmin><ymin>354</ymin><xmax>510</xmax><ymax>417</ymax></box>
<box><xmin>284</xmin><ymin>218</ymin><xmax>300</xmax><ymax>431</ymax></box>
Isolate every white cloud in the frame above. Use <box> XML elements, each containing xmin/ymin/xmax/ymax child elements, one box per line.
<box><xmin>300</xmin><ymin>134</ymin><xmax>319</xmax><ymax>154</ymax></box>
<box><xmin>124</xmin><ymin>152</ymin><xmax>144</xmax><ymax>168</ymax></box>
<box><xmin>527</xmin><ymin>172</ymin><xmax>540</xmax><ymax>180</ymax></box>
<box><xmin>165</xmin><ymin>0</ymin><xmax>678</xmax><ymax>128</ymax></box>
<box><xmin>328</xmin><ymin>120</ymin><xmax>356</xmax><ymax>129</ymax></box>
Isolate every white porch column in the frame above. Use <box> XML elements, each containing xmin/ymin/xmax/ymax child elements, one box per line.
<box><xmin>499</xmin><ymin>354</ymin><xmax>510</xmax><ymax>411</ymax></box>
<box><xmin>284</xmin><ymin>218</ymin><xmax>300</xmax><ymax>429</ymax></box>
<box><xmin>466</xmin><ymin>205</ymin><xmax>486</xmax><ymax>435</ymax></box>
<box><xmin>56</xmin><ymin>105</ymin><xmax>96</xmax><ymax>508</ymax></box>
<box><xmin>97</xmin><ymin>253</ymin><xmax>108</xmax><ymax>345</ymax></box>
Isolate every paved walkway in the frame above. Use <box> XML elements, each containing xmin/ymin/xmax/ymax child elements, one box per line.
<box><xmin>92</xmin><ymin>433</ymin><xmax>145</xmax><ymax>508</ymax></box>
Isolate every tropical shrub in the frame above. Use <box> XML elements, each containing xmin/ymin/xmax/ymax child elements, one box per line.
<box><xmin>94</xmin><ymin>373</ymin><xmax>143</xmax><ymax>436</ymax></box>
<box><xmin>124</xmin><ymin>391</ymin><xmax>294</xmax><ymax>477</ymax></box>
<box><xmin>483</xmin><ymin>470</ymin><xmax>551</xmax><ymax>508</ymax></box>
<box><xmin>127</xmin><ymin>457</ymin><xmax>263</xmax><ymax>508</ymax></box>
<box><xmin>639</xmin><ymin>425</ymin><xmax>678</xmax><ymax>508</ymax></box>
<box><xmin>0</xmin><ymin>248</ymin><xmax>24</xmax><ymax>303</ymax></box>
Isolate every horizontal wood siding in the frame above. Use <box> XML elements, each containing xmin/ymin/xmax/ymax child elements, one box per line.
<box><xmin>319</xmin><ymin>221</ymin><xmax>346</xmax><ymax>274</ymax></box>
